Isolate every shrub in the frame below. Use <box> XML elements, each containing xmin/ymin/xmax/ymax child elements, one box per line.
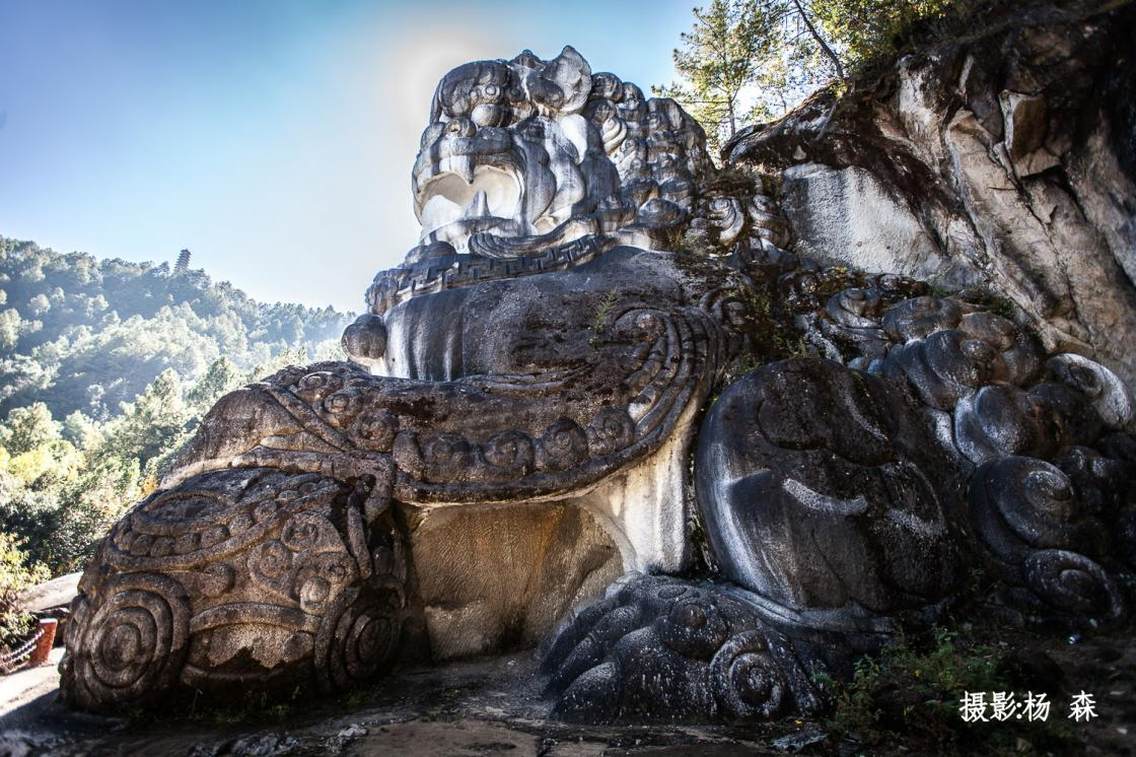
<box><xmin>0</xmin><ymin>532</ymin><xmax>48</xmax><ymax>653</ymax></box>
<box><xmin>824</xmin><ymin>627</ymin><xmax>1077</xmax><ymax>754</ymax></box>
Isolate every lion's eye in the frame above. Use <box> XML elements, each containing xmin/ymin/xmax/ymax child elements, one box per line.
<box><xmin>484</xmin><ymin>84</ymin><xmax>499</xmax><ymax>98</ymax></box>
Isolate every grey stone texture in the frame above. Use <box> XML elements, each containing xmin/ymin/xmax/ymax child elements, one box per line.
<box><xmin>725</xmin><ymin>4</ymin><xmax>1136</xmax><ymax>391</ymax></box>
<box><xmin>61</xmin><ymin>33</ymin><xmax>1134</xmax><ymax>722</ymax></box>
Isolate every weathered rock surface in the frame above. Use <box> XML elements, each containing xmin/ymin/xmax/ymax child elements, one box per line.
<box><xmin>696</xmin><ymin>358</ymin><xmax>965</xmax><ymax>630</ymax></box>
<box><xmin>541</xmin><ymin>573</ymin><xmax>829</xmax><ymax>723</ymax></box>
<box><xmin>60</xmin><ymin>468</ymin><xmax>425</xmax><ymax>711</ymax></box>
<box><xmin>726</xmin><ymin>2</ymin><xmax>1136</xmax><ymax>389</ymax></box>
<box><xmin>19</xmin><ymin>572</ymin><xmax>79</xmax><ymax>614</ymax></box>
<box><xmin>60</xmin><ymin>32</ymin><xmax>1135</xmax><ymax>725</ymax></box>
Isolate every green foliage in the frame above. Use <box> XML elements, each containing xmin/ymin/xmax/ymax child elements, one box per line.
<box><xmin>660</xmin><ymin>1</ymin><xmax>1089</xmax><ymax>149</ymax></box>
<box><xmin>0</xmin><ymin>237</ymin><xmax>351</xmax><ymax>420</ymax></box>
<box><xmin>186</xmin><ymin>357</ymin><xmax>242</xmax><ymax>415</ymax></box>
<box><xmin>102</xmin><ymin>369</ymin><xmax>189</xmax><ymax>465</ymax></box>
<box><xmin>652</xmin><ymin>0</ymin><xmax>781</xmax><ymax>154</ymax></box>
<box><xmin>591</xmin><ymin>291</ymin><xmax>620</xmax><ymax>332</ymax></box>
<box><xmin>811</xmin><ymin>0</ymin><xmax>955</xmax><ymax>71</ymax></box>
<box><xmin>0</xmin><ymin>309</ymin><xmax>20</xmax><ymax>351</ymax></box>
<box><xmin>0</xmin><ymin>532</ymin><xmax>48</xmax><ymax>652</ymax></box>
<box><xmin>658</xmin><ymin>0</ymin><xmax>845</xmax><ymax>147</ymax></box>
<box><xmin>186</xmin><ymin>685</ymin><xmax>306</xmax><ymax>725</ymax></box>
<box><xmin>0</xmin><ymin>343</ymin><xmax>339</xmax><ymax>576</ymax></box>
<box><xmin>725</xmin><ymin>287</ymin><xmax>810</xmax><ymax>381</ymax></box>
<box><xmin>0</xmin><ymin>402</ymin><xmax>60</xmax><ymax>456</ymax></box>
<box><xmin>826</xmin><ymin>628</ymin><xmax>1076</xmax><ymax>754</ymax></box>
<box><xmin>61</xmin><ymin>410</ymin><xmax>102</xmax><ymax>451</ymax></box>
<box><xmin>0</xmin><ymin>405</ymin><xmax>137</xmax><ymax>574</ymax></box>
<box><xmin>0</xmin><ymin>237</ymin><xmax>355</xmax><ymax>578</ymax></box>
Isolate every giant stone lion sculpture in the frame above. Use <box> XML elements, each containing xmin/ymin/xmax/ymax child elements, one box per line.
<box><xmin>61</xmin><ymin>46</ymin><xmax>1135</xmax><ymax>722</ymax></box>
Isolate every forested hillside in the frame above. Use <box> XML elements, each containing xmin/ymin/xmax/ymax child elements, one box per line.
<box><xmin>0</xmin><ymin>237</ymin><xmax>350</xmax><ymax>419</ymax></box>
<box><xmin>0</xmin><ymin>236</ymin><xmax>353</xmax><ymax>579</ymax></box>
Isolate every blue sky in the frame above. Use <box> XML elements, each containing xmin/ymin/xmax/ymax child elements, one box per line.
<box><xmin>0</xmin><ymin>0</ymin><xmax>695</xmax><ymax>310</ymax></box>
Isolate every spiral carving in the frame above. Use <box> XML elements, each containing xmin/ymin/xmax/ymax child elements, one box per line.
<box><xmin>1046</xmin><ymin>353</ymin><xmax>1133</xmax><ymax>430</ymax></box>
<box><xmin>294</xmin><ymin>371</ymin><xmax>344</xmax><ymax>403</ymax></box>
<box><xmin>537</xmin><ymin>418</ymin><xmax>589</xmax><ymax>471</ymax></box>
<box><xmin>969</xmin><ymin>456</ymin><xmax>1108</xmax><ymax>574</ymax></box>
<box><xmin>542</xmin><ymin>574</ymin><xmax>824</xmax><ymax>723</ymax></box>
<box><xmin>315</xmin><ymin>587</ymin><xmax>402</xmax><ymax>691</ymax></box>
<box><xmin>64</xmin><ymin>573</ymin><xmax>190</xmax><ymax>710</ymax></box>
<box><xmin>422</xmin><ymin>433</ymin><xmax>475</xmax><ymax>480</ymax></box>
<box><xmin>656</xmin><ymin>596</ymin><xmax>729</xmax><ymax>660</ymax></box>
<box><xmin>322</xmin><ymin>389</ymin><xmax>364</xmax><ymax>427</ymax></box>
<box><xmin>482</xmin><ymin>429</ymin><xmax>535</xmax><ymax>475</ymax></box>
<box><xmin>1023</xmin><ymin>549</ymin><xmax>1124</xmax><ymax>621</ymax></box>
<box><xmin>61</xmin><ymin>467</ymin><xmax>420</xmax><ymax>711</ymax></box>
<box><xmin>348</xmin><ymin>408</ymin><xmax>398</xmax><ymax>451</ymax></box>
<box><xmin>881</xmin><ymin>296</ymin><xmax>962</xmax><ymax>341</ymax></box>
<box><xmin>825</xmin><ymin>288</ymin><xmax>883</xmax><ymax>329</ymax></box>
<box><xmin>586</xmin><ymin>407</ymin><xmax>636</xmax><ymax>456</ymax></box>
<box><xmin>954</xmin><ymin>385</ymin><xmax>1058</xmax><ymax>464</ymax></box>
<box><xmin>248</xmin><ymin>539</ymin><xmax>294</xmax><ymax>595</ymax></box>
<box><xmin>710</xmin><ymin>631</ymin><xmax>787</xmax><ymax>720</ymax></box>
<box><xmin>880</xmin><ymin>330</ymin><xmax>1007</xmax><ymax>410</ymax></box>
<box><xmin>707</xmin><ymin>197</ymin><xmax>745</xmax><ymax>245</ymax></box>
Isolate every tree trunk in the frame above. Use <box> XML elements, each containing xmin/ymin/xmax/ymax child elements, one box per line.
<box><xmin>791</xmin><ymin>0</ymin><xmax>845</xmax><ymax>80</ymax></box>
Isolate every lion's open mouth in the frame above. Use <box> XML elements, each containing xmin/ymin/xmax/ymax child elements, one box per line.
<box><xmin>417</xmin><ymin>165</ymin><xmax>522</xmax><ymax>238</ymax></box>
<box><xmin>413</xmin><ymin>144</ymin><xmax>526</xmax><ymax>251</ymax></box>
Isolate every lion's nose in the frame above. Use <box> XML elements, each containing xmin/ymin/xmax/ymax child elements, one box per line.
<box><xmin>445</xmin><ymin>116</ymin><xmax>476</xmax><ymax>137</ymax></box>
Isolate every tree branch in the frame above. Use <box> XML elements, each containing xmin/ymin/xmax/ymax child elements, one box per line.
<box><xmin>790</xmin><ymin>0</ymin><xmax>844</xmax><ymax>80</ymax></box>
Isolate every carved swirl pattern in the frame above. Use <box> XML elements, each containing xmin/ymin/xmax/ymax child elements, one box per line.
<box><xmin>776</xmin><ymin>276</ymin><xmax>1135</xmax><ymax>624</ymax></box>
<box><xmin>970</xmin><ymin>458</ymin><xmax>1085</xmax><ymax>559</ymax></box>
<box><xmin>693</xmin><ymin>267</ymin><xmax>1136</xmax><ymax>637</ymax></box>
<box><xmin>175</xmin><ymin>294</ymin><xmax>731</xmax><ymax>508</ymax></box>
<box><xmin>1023</xmin><ymin>549</ymin><xmax>1125</xmax><ymax>621</ymax></box>
<box><xmin>316</xmin><ymin>586</ymin><xmax>404</xmax><ymax>691</ymax></box>
<box><xmin>541</xmin><ymin>574</ymin><xmax>821</xmax><ymax>723</ymax></box>
<box><xmin>61</xmin><ymin>468</ymin><xmax>419</xmax><ymax>711</ymax></box>
<box><xmin>709</xmin><ymin>631</ymin><xmax>787</xmax><ymax>720</ymax></box>
<box><xmin>61</xmin><ymin>574</ymin><xmax>190</xmax><ymax>710</ymax></box>
<box><xmin>656</xmin><ymin>597</ymin><xmax>730</xmax><ymax>660</ymax></box>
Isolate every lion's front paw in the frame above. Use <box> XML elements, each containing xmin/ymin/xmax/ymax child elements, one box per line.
<box><xmin>539</xmin><ymin>573</ymin><xmax>828</xmax><ymax>723</ymax></box>
<box><xmin>60</xmin><ymin>468</ymin><xmax>424</xmax><ymax>711</ymax></box>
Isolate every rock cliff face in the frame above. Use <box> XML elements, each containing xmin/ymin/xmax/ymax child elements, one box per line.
<box><xmin>726</xmin><ymin>3</ymin><xmax>1136</xmax><ymax>388</ymax></box>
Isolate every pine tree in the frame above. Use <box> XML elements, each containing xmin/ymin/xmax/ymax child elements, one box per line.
<box><xmin>655</xmin><ymin>1</ymin><xmax>969</xmax><ymax>149</ymax></box>
<box><xmin>103</xmin><ymin>369</ymin><xmax>188</xmax><ymax>465</ymax></box>
<box><xmin>652</xmin><ymin>0</ymin><xmax>779</xmax><ymax>155</ymax></box>
<box><xmin>0</xmin><ymin>403</ymin><xmax>60</xmax><ymax>456</ymax></box>
<box><xmin>187</xmin><ymin>357</ymin><xmax>242</xmax><ymax>413</ymax></box>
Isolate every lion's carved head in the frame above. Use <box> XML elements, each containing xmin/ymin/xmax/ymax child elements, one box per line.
<box><xmin>410</xmin><ymin>45</ymin><xmax>711</xmax><ymax>256</ymax></box>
